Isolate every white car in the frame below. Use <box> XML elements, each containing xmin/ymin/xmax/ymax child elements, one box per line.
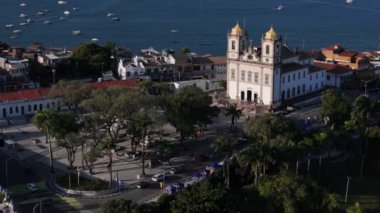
<box><xmin>26</xmin><ymin>183</ymin><xmax>37</xmax><ymax>192</ymax></box>
<box><xmin>151</xmin><ymin>173</ymin><xmax>165</xmax><ymax>182</ymax></box>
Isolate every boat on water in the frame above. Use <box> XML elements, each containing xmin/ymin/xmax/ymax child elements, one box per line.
<box><xmin>91</xmin><ymin>38</ymin><xmax>99</xmax><ymax>42</ymax></box>
<box><xmin>59</xmin><ymin>16</ymin><xmax>67</xmax><ymax>21</ymax></box>
<box><xmin>44</xmin><ymin>9</ymin><xmax>51</xmax><ymax>13</ymax></box>
<box><xmin>19</xmin><ymin>22</ymin><xmax>28</xmax><ymax>26</ymax></box>
<box><xmin>27</xmin><ymin>19</ymin><xmax>34</xmax><ymax>23</ymax></box>
<box><xmin>19</xmin><ymin>3</ymin><xmax>27</xmax><ymax>7</ymax></box>
<box><xmin>346</xmin><ymin>0</ymin><xmax>353</xmax><ymax>4</ymax></box>
<box><xmin>43</xmin><ymin>20</ymin><xmax>52</xmax><ymax>24</ymax></box>
<box><xmin>36</xmin><ymin>11</ymin><xmax>45</xmax><ymax>16</ymax></box>
<box><xmin>12</xmin><ymin>29</ymin><xmax>21</xmax><ymax>34</ymax></box>
<box><xmin>5</xmin><ymin>24</ymin><xmax>14</xmax><ymax>28</ymax></box>
<box><xmin>64</xmin><ymin>10</ymin><xmax>70</xmax><ymax>15</ymax></box>
<box><xmin>276</xmin><ymin>5</ymin><xmax>284</xmax><ymax>10</ymax></box>
<box><xmin>200</xmin><ymin>42</ymin><xmax>211</xmax><ymax>46</ymax></box>
<box><xmin>107</xmin><ymin>13</ymin><xmax>116</xmax><ymax>17</ymax></box>
<box><xmin>111</xmin><ymin>17</ymin><xmax>120</xmax><ymax>21</ymax></box>
<box><xmin>73</xmin><ymin>7</ymin><xmax>80</xmax><ymax>11</ymax></box>
<box><xmin>10</xmin><ymin>36</ymin><xmax>19</xmax><ymax>40</ymax></box>
<box><xmin>19</xmin><ymin>13</ymin><xmax>27</xmax><ymax>18</ymax></box>
<box><xmin>170</xmin><ymin>29</ymin><xmax>180</xmax><ymax>33</ymax></box>
<box><xmin>72</xmin><ymin>30</ymin><xmax>81</xmax><ymax>35</ymax></box>
<box><xmin>57</xmin><ymin>1</ymin><xmax>67</xmax><ymax>5</ymax></box>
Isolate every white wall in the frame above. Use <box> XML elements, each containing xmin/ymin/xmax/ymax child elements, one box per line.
<box><xmin>0</xmin><ymin>98</ymin><xmax>61</xmax><ymax>119</ymax></box>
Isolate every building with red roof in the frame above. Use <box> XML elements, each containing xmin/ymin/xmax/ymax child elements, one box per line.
<box><xmin>313</xmin><ymin>61</ymin><xmax>353</xmax><ymax>87</ymax></box>
<box><xmin>0</xmin><ymin>80</ymin><xmax>138</xmax><ymax>119</ymax></box>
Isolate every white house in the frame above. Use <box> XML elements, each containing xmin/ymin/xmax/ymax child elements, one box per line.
<box><xmin>0</xmin><ymin>56</ymin><xmax>29</xmax><ymax>77</ymax></box>
<box><xmin>226</xmin><ymin>23</ymin><xmax>325</xmax><ymax>106</ymax></box>
<box><xmin>37</xmin><ymin>49</ymin><xmax>72</xmax><ymax>66</ymax></box>
<box><xmin>314</xmin><ymin>61</ymin><xmax>353</xmax><ymax>87</ymax></box>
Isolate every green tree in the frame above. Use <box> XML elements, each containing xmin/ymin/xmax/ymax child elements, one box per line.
<box><xmin>181</xmin><ymin>47</ymin><xmax>191</xmax><ymax>54</ymax></box>
<box><xmin>212</xmin><ymin>136</ymin><xmax>235</xmax><ymax>187</ymax></box>
<box><xmin>50</xmin><ymin>112</ymin><xmax>82</xmax><ymax>169</ymax></box>
<box><xmin>225</xmin><ymin>103</ymin><xmax>242</xmax><ymax>128</ymax></box>
<box><xmin>345</xmin><ymin>95</ymin><xmax>377</xmax><ymax>178</ymax></box>
<box><xmin>258</xmin><ymin>174</ymin><xmax>321</xmax><ymax>213</ymax></box>
<box><xmin>322</xmin><ymin>193</ymin><xmax>342</xmax><ymax>213</ymax></box>
<box><xmin>170</xmin><ymin>181</ymin><xmax>232</xmax><ymax>213</ymax></box>
<box><xmin>321</xmin><ymin>89</ymin><xmax>351</xmax><ymax>129</ymax></box>
<box><xmin>101</xmin><ymin>138</ymin><xmax>116</xmax><ymax>188</ymax></box>
<box><xmin>162</xmin><ymin>86</ymin><xmax>219</xmax><ymax>149</ymax></box>
<box><xmin>33</xmin><ymin>110</ymin><xmax>56</xmax><ymax>173</ymax></box>
<box><xmin>49</xmin><ymin>80</ymin><xmax>91</xmax><ymax>114</ymax></box>
<box><xmin>100</xmin><ymin>199</ymin><xmax>136</xmax><ymax>213</ymax></box>
<box><xmin>346</xmin><ymin>202</ymin><xmax>362</xmax><ymax>213</ymax></box>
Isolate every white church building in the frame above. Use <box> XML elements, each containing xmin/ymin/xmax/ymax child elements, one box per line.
<box><xmin>226</xmin><ymin>23</ymin><xmax>325</xmax><ymax>107</ymax></box>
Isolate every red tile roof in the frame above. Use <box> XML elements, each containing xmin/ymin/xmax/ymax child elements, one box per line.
<box><xmin>313</xmin><ymin>61</ymin><xmax>352</xmax><ymax>74</ymax></box>
<box><xmin>339</xmin><ymin>51</ymin><xmax>357</xmax><ymax>57</ymax></box>
<box><xmin>0</xmin><ymin>80</ymin><xmax>139</xmax><ymax>102</ymax></box>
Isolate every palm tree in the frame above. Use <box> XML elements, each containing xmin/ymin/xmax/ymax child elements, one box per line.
<box><xmin>238</xmin><ymin>144</ymin><xmax>264</xmax><ymax>187</ymax></box>
<box><xmin>225</xmin><ymin>103</ymin><xmax>242</xmax><ymax>128</ymax></box>
<box><xmin>212</xmin><ymin>136</ymin><xmax>235</xmax><ymax>187</ymax></box>
<box><xmin>322</xmin><ymin>193</ymin><xmax>342</xmax><ymax>213</ymax></box>
<box><xmin>33</xmin><ymin>110</ymin><xmax>56</xmax><ymax>173</ymax></box>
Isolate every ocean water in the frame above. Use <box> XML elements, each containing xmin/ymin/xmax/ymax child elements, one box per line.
<box><xmin>0</xmin><ymin>0</ymin><xmax>379</xmax><ymax>55</ymax></box>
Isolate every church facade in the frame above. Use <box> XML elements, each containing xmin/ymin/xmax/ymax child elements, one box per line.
<box><xmin>226</xmin><ymin>23</ymin><xmax>325</xmax><ymax>107</ymax></box>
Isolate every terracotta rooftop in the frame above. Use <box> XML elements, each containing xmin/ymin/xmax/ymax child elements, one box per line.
<box><xmin>208</xmin><ymin>56</ymin><xmax>226</xmax><ymax>64</ymax></box>
<box><xmin>0</xmin><ymin>80</ymin><xmax>139</xmax><ymax>102</ymax></box>
<box><xmin>313</xmin><ymin>61</ymin><xmax>352</xmax><ymax>75</ymax></box>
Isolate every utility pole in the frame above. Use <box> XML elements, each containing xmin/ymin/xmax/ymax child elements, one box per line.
<box><xmin>5</xmin><ymin>157</ymin><xmax>12</xmax><ymax>187</ymax></box>
<box><xmin>345</xmin><ymin>176</ymin><xmax>351</xmax><ymax>203</ymax></box>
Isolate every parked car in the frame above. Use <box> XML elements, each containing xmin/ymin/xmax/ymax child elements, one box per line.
<box><xmin>32</xmin><ymin>139</ymin><xmax>40</xmax><ymax>144</ymax></box>
<box><xmin>152</xmin><ymin>173</ymin><xmax>165</xmax><ymax>182</ymax></box>
<box><xmin>26</xmin><ymin>183</ymin><xmax>37</xmax><ymax>192</ymax></box>
<box><xmin>169</xmin><ymin>165</ymin><xmax>184</xmax><ymax>174</ymax></box>
<box><xmin>136</xmin><ymin>181</ymin><xmax>149</xmax><ymax>189</ymax></box>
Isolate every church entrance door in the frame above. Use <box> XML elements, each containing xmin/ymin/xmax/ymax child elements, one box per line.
<box><xmin>247</xmin><ymin>90</ymin><xmax>252</xmax><ymax>102</ymax></box>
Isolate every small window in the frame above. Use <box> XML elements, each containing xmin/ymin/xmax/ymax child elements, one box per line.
<box><xmin>264</xmin><ymin>74</ymin><xmax>269</xmax><ymax>85</ymax></box>
<box><xmin>248</xmin><ymin>71</ymin><xmax>252</xmax><ymax>82</ymax></box>
<box><xmin>254</xmin><ymin>72</ymin><xmax>259</xmax><ymax>83</ymax></box>
<box><xmin>231</xmin><ymin>69</ymin><xmax>235</xmax><ymax>80</ymax></box>
<box><xmin>287</xmin><ymin>89</ymin><xmax>290</xmax><ymax>98</ymax></box>
<box><xmin>34</xmin><ymin>105</ymin><xmax>37</xmax><ymax>111</ymax></box>
<box><xmin>241</xmin><ymin>70</ymin><xmax>246</xmax><ymax>81</ymax></box>
<box><xmin>28</xmin><ymin>105</ymin><xmax>31</xmax><ymax>111</ymax></box>
<box><xmin>232</xmin><ymin>41</ymin><xmax>236</xmax><ymax>50</ymax></box>
<box><xmin>309</xmin><ymin>85</ymin><xmax>312</xmax><ymax>91</ymax></box>
<box><xmin>310</xmin><ymin>75</ymin><xmax>312</xmax><ymax>80</ymax></box>
<box><xmin>15</xmin><ymin>106</ymin><xmax>19</xmax><ymax>113</ymax></box>
<box><xmin>302</xmin><ymin>84</ymin><xmax>305</xmax><ymax>93</ymax></box>
<box><xmin>327</xmin><ymin>75</ymin><xmax>330</xmax><ymax>81</ymax></box>
<box><xmin>321</xmin><ymin>82</ymin><xmax>324</xmax><ymax>88</ymax></box>
<box><xmin>9</xmin><ymin>107</ymin><xmax>13</xmax><ymax>114</ymax></box>
<box><xmin>298</xmin><ymin>72</ymin><xmax>300</xmax><ymax>79</ymax></box>
<box><xmin>315</xmin><ymin>83</ymin><xmax>318</xmax><ymax>90</ymax></box>
<box><xmin>282</xmin><ymin>76</ymin><xmax>285</xmax><ymax>84</ymax></box>
<box><xmin>303</xmin><ymin>71</ymin><xmax>306</xmax><ymax>78</ymax></box>
<box><xmin>297</xmin><ymin>86</ymin><xmax>301</xmax><ymax>95</ymax></box>
<box><xmin>293</xmin><ymin>73</ymin><xmax>295</xmax><ymax>81</ymax></box>
<box><xmin>292</xmin><ymin>87</ymin><xmax>295</xmax><ymax>96</ymax></box>
<box><xmin>288</xmin><ymin>75</ymin><xmax>290</xmax><ymax>82</ymax></box>
<box><xmin>266</xmin><ymin>45</ymin><xmax>270</xmax><ymax>54</ymax></box>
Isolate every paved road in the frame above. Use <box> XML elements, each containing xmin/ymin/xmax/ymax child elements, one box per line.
<box><xmin>0</xmin><ymin>152</ymin><xmax>76</xmax><ymax>213</ymax></box>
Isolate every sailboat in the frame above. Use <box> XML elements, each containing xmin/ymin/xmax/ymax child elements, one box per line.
<box><xmin>346</xmin><ymin>0</ymin><xmax>353</xmax><ymax>4</ymax></box>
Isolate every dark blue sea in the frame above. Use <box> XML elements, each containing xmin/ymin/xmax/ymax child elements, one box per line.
<box><xmin>0</xmin><ymin>0</ymin><xmax>379</xmax><ymax>55</ymax></box>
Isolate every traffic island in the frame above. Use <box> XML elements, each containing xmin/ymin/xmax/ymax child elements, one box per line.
<box><xmin>54</xmin><ymin>174</ymin><xmax>119</xmax><ymax>197</ymax></box>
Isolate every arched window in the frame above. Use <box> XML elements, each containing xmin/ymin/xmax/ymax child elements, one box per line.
<box><xmin>241</xmin><ymin>70</ymin><xmax>246</xmax><ymax>81</ymax></box>
<box><xmin>231</xmin><ymin>41</ymin><xmax>236</xmax><ymax>50</ymax></box>
<box><xmin>254</xmin><ymin>72</ymin><xmax>259</xmax><ymax>83</ymax></box>
<box><xmin>287</xmin><ymin>89</ymin><xmax>290</xmax><ymax>98</ymax></box>
<box><xmin>231</xmin><ymin>69</ymin><xmax>235</xmax><ymax>80</ymax></box>
<box><xmin>265</xmin><ymin>45</ymin><xmax>270</xmax><ymax>54</ymax></box>
<box><xmin>247</xmin><ymin>71</ymin><xmax>252</xmax><ymax>82</ymax></box>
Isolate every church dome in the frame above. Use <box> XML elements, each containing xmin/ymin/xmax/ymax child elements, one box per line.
<box><xmin>264</xmin><ymin>25</ymin><xmax>278</xmax><ymax>40</ymax></box>
<box><xmin>230</xmin><ymin>22</ymin><xmax>245</xmax><ymax>37</ymax></box>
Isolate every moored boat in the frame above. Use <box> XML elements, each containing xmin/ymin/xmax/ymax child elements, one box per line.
<box><xmin>5</xmin><ymin>24</ymin><xmax>14</xmax><ymax>28</ymax></box>
<box><xmin>72</xmin><ymin>30</ymin><xmax>81</xmax><ymax>35</ymax></box>
<box><xmin>12</xmin><ymin>29</ymin><xmax>21</xmax><ymax>33</ymax></box>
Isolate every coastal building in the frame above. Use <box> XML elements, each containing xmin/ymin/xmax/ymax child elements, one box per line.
<box><xmin>0</xmin><ymin>55</ymin><xmax>29</xmax><ymax>78</ymax></box>
<box><xmin>0</xmin><ymin>80</ymin><xmax>138</xmax><ymax>119</ymax></box>
<box><xmin>226</xmin><ymin>23</ymin><xmax>325</xmax><ymax>107</ymax></box>
<box><xmin>320</xmin><ymin>44</ymin><xmax>371</xmax><ymax>71</ymax></box>
<box><xmin>314</xmin><ymin>61</ymin><xmax>353</xmax><ymax>88</ymax></box>
<box><xmin>117</xmin><ymin>47</ymin><xmax>226</xmax><ymax>84</ymax></box>
<box><xmin>37</xmin><ymin>48</ymin><xmax>72</xmax><ymax>66</ymax></box>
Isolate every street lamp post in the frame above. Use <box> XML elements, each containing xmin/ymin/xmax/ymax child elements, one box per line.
<box><xmin>345</xmin><ymin>176</ymin><xmax>351</xmax><ymax>203</ymax></box>
<box><xmin>52</xmin><ymin>68</ymin><xmax>56</xmax><ymax>85</ymax></box>
<box><xmin>5</xmin><ymin>157</ymin><xmax>12</xmax><ymax>187</ymax></box>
